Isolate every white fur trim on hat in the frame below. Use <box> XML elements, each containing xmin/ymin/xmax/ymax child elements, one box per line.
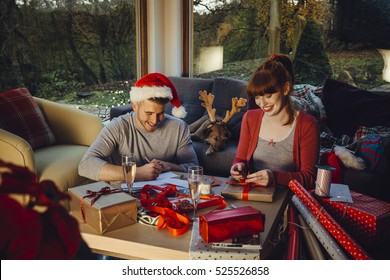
<box><xmin>130</xmin><ymin>86</ymin><xmax>173</xmax><ymax>103</ymax></box>
<box><xmin>172</xmin><ymin>105</ymin><xmax>187</xmax><ymax>119</ymax></box>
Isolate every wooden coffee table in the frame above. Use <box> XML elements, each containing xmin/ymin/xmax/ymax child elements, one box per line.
<box><xmin>77</xmin><ymin>175</ymin><xmax>290</xmax><ymax>260</ymax></box>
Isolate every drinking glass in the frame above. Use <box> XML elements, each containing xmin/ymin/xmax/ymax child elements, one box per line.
<box><xmin>122</xmin><ymin>154</ymin><xmax>136</xmax><ymax>194</ymax></box>
<box><xmin>188</xmin><ymin>166</ymin><xmax>203</xmax><ymax>220</ymax></box>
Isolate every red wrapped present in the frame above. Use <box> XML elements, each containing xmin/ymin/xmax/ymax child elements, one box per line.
<box><xmin>198</xmin><ymin>206</ymin><xmax>265</xmax><ymax>243</ymax></box>
<box><xmin>288</xmin><ymin>179</ymin><xmax>371</xmax><ymax>260</ymax></box>
<box><xmin>314</xmin><ymin>190</ymin><xmax>390</xmax><ymax>249</ymax></box>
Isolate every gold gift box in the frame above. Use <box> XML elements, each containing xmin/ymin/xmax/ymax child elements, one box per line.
<box><xmin>221</xmin><ymin>182</ymin><xmax>276</xmax><ymax>202</ymax></box>
<box><xmin>69</xmin><ymin>182</ymin><xmax>137</xmax><ymax>234</ymax></box>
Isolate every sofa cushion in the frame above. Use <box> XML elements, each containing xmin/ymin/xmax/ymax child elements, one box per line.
<box><xmin>322</xmin><ymin>79</ymin><xmax>390</xmax><ymax>138</ymax></box>
<box><xmin>211</xmin><ymin>77</ymin><xmax>248</xmax><ymax>140</ymax></box>
<box><xmin>193</xmin><ymin>140</ymin><xmax>236</xmax><ymax>177</ymax></box>
<box><xmin>167</xmin><ymin>76</ymin><xmax>214</xmax><ymax>125</ymax></box>
<box><xmin>0</xmin><ymin>88</ymin><xmax>55</xmax><ymax>149</ymax></box>
<box><xmin>35</xmin><ymin>145</ymin><xmax>90</xmax><ymax>193</ymax></box>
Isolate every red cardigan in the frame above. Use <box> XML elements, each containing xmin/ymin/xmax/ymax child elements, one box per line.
<box><xmin>233</xmin><ymin>109</ymin><xmax>320</xmax><ymax>189</ymax></box>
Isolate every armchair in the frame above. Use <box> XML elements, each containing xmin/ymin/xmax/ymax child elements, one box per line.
<box><xmin>0</xmin><ymin>97</ymin><xmax>103</xmax><ymax>208</ymax></box>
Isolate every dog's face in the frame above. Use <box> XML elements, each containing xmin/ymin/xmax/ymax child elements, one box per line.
<box><xmin>203</xmin><ymin>122</ymin><xmax>231</xmax><ymax>155</ymax></box>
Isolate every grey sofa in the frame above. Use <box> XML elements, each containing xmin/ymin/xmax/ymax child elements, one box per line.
<box><xmin>110</xmin><ymin>76</ymin><xmax>248</xmax><ymax>178</ymax></box>
<box><xmin>110</xmin><ymin>76</ymin><xmax>390</xmax><ymax>201</ymax></box>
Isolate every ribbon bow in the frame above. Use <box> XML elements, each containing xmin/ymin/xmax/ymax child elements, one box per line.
<box><xmin>80</xmin><ymin>186</ymin><xmax>123</xmax><ymax>223</ymax></box>
<box><xmin>226</xmin><ymin>181</ymin><xmax>266</xmax><ymax>200</ymax></box>
<box><xmin>139</xmin><ymin>184</ymin><xmax>226</xmax><ymax>236</ymax></box>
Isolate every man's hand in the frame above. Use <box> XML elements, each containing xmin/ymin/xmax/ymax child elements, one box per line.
<box><xmin>151</xmin><ymin>159</ymin><xmax>170</xmax><ymax>172</ymax></box>
<box><xmin>136</xmin><ymin>161</ymin><xmax>163</xmax><ymax>181</ymax></box>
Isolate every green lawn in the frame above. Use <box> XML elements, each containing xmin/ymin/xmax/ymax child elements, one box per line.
<box><xmin>42</xmin><ymin>49</ymin><xmax>385</xmax><ymax>108</ymax></box>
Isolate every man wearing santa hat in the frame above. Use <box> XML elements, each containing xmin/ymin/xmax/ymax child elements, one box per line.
<box><xmin>78</xmin><ymin>73</ymin><xmax>199</xmax><ymax>183</ymax></box>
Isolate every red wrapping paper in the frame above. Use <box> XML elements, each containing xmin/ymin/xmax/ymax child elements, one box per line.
<box><xmin>287</xmin><ymin>206</ymin><xmax>300</xmax><ymax>260</ymax></box>
<box><xmin>314</xmin><ymin>191</ymin><xmax>390</xmax><ymax>249</ymax></box>
<box><xmin>288</xmin><ymin>179</ymin><xmax>371</xmax><ymax>260</ymax></box>
<box><xmin>199</xmin><ymin>206</ymin><xmax>265</xmax><ymax>243</ymax></box>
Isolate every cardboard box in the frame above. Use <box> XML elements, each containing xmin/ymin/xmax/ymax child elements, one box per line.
<box><xmin>315</xmin><ymin>190</ymin><xmax>390</xmax><ymax>249</ymax></box>
<box><xmin>221</xmin><ymin>181</ymin><xmax>275</xmax><ymax>202</ymax></box>
<box><xmin>69</xmin><ymin>182</ymin><xmax>137</xmax><ymax>234</ymax></box>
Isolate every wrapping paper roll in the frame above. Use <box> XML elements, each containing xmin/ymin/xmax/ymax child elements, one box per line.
<box><xmin>297</xmin><ymin>214</ymin><xmax>325</xmax><ymax>260</ymax></box>
<box><xmin>292</xmin><ymin>195</ymin><xmax>348</xmax><ymax>260</ymax></box>
<box><xmin>287</xmin><ymin>206</ymin><xmax>300</xmax><ymax>260</ymax></box>
<box><xmin>289</xmin><ymin>180</ymin><xmax>371</xmax><ymax>260</ymax></box>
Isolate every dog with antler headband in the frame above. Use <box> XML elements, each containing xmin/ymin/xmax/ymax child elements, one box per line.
<box><xmin>189</xmin><ymin>90</ymin><xmax>247</xmax><ymax>155</ymax></box>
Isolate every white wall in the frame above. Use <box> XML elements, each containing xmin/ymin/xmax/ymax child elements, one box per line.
<box><xmin>379</xmin><ymin>49</ymin><xmax>390</xmax><ymax>82</ymax></box>
<box><xmin>147</xmin><ymin>0</ymin><xmax>183</xmax><ymax>76</ymax></box>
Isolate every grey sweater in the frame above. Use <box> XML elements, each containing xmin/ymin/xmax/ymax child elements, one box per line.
<box><xmin>78</xmin><ymin>112</ymin><xmax>199</xmax><ymax>181</ymax></box>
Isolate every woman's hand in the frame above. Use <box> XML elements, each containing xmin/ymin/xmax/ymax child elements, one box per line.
<box><xmin>230</xmin><ymin>163</ymin><xmax>247</xmax><ymax>181</ymax></box>
<box><xmin>245</xmin><ymin>169</ymin><xmax>274</xmax><ymax>186</ymax></box>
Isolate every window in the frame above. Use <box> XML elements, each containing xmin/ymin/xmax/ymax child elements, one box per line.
<box><xmin>192</xmin><ymin>0</ymin><xmax>388</xmax><ymax>90</ymax></box>
<box><xmin>1</xmin><ymin>0</ymin><xmax>137</xmax><ymax>113</ymax></box>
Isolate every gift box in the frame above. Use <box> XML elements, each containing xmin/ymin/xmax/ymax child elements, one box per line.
<box><xmin>189</xmin><ymin>219</ymin><xmax>260</xmax><ymax>260</ymax></box>
<box><xmin>314</xmin><ymin>190</ymin><xmax>390</xmax><ymax>249</ymax></box>
<box><xmin>69</xmin><ymin>182</ymin><xmax>137</xmax><ymax>234</ymax></box>
<box><xmin>168</xmin><ymin>195</ymin><xmax>226</xmax><ymax>213</ymax></box>
<box><xmin>221</xmin><ymin>181</ymin><xmax>275</xmax><ymax>202</ymax></box>
<box><xmin>198</xmin><ymin>206</ymin><xmax>265</xmax><ymax>243</ymax></box>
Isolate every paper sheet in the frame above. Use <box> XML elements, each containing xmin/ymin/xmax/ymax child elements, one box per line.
<box><xmin>329</xmin><ymin>183</ymin><xmax>353</xmax><ymax>203</ymax></box>
<box><xmin>122</xmin><ymin>172</ymin><xmax>190</xmax><ymax>190</ymax></box>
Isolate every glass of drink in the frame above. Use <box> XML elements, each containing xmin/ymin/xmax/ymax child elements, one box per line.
<box><xmin>122</xmin><ymin>154</ymin><xmax>136</xmax><ymax>194</ymax></box>
<box><xmin>188</xmin><ymin>165</ymin><xmax>203</xmax><ymax>220</ymax></box>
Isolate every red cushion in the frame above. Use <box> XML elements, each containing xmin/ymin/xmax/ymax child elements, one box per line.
<box><xmin>0</xmin><ymin>88</ymin><xmax>55</xmax><ymax>149</ymax></box>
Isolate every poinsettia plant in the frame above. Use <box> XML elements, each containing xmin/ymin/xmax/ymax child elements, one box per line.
<box><xmin>0</xmin><ymin>160</ymin><xmax>86</xmax><ymax>259</ymax></box>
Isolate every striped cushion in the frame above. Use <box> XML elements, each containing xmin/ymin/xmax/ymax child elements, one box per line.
<box><xmin>0</xmin><ymin>88</ymin><xmax>55</xmax><ymax>149</ymax></box>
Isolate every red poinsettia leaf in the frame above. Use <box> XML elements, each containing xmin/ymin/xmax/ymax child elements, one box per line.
<box><xmin>39</xmin><ymin>204</ymin><xmax>82</xmax><ymax>259</ymax></box>
<box><xmin>0</xmin><ymin>161</ymin><xmax>37</xmax><ymax>183</ymax></box>
<box><xmin>0</xmin><ymin>195</ymin><xmax>42</xmax><ymax>259</ymax></box>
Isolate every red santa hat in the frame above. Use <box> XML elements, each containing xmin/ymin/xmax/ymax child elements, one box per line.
<box><xmin>130</xmin><ymin>72</ymin><xmax>187</xmax><ymax>119</ymax></box>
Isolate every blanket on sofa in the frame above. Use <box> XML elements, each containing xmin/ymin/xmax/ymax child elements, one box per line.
<box><xmin>291</xmin><ymin>84</ymin><xmax>327</xmax><ymax>123</ymax></box>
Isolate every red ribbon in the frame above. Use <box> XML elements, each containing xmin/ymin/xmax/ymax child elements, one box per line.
<box><xmin>149</xmin><ymin>205</ymin><xmax>191</xmax><ymax>236</ymax></box>
<box><xmin>139</xmin><ymin>184</ymin><xmax>226</xmax><ymax>236</ymax></box>
<box><xmin>80</xmin><ymin>186</ymin><xmax>123</xmax><ymax>223</ymax></box>
<box><xmin>226</xmin><ymin>181</ymin><xmax>266</xmax><ymax>201</ymax></box>
<box><xmin>242</xmin><ymin>184</ymin><xmax>250</xmax><ymax>200</ymax></box>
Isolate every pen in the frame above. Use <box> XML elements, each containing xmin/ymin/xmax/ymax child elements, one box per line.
<box><xmin>145</xmin><ymin>157</ymin><xmax>164</xmax><ymax>170</ymax></box>
<box><xmin>214</xmin><ymin>244</ymin><xmax>243</xmax><ymax>248</ymax></box>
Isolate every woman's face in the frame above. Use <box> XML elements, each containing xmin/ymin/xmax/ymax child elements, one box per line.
<box><xmin>254</xmin><ymin>84</ymin><xmax>290</xmax><ymax>118</ymax></box>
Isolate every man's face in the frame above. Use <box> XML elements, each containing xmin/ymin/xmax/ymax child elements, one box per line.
<box><xmin>132</xmin><ymin>99</ymin><xmax>166</xmax><ymax>132</ymax></box>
